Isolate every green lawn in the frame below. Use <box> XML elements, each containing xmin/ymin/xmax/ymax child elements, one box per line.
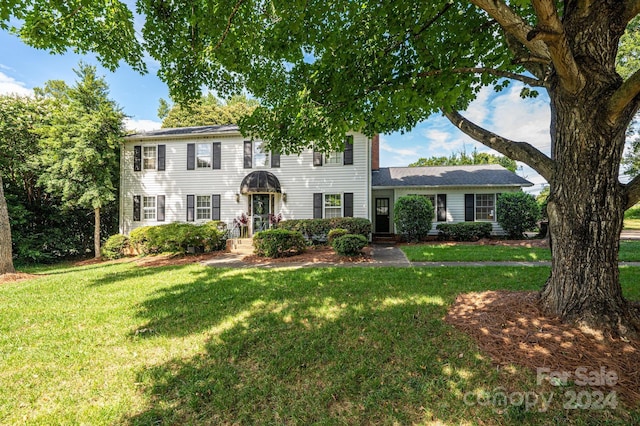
<box><xmin>1</xmin><ymin>261</ymin><xmax>639</xmax><ymax>424</ymax></box>
<box><xmin>402</xmin><ymin>241</ymin><xmax>640</xmax><ymax>262</ymax></box>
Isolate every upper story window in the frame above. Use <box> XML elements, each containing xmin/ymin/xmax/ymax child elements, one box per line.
<box><xmin>254</xmin><ymin>141</ymin><xmax>269</xmax><ymax>168</ymax></box>
<box><xmin>197</xmin><ymin>143</ymin><xmax>212</xmax><ymax>168</ymax></box>
<box><xmin>134</xmin><ymin>145</ymin><xmax>165</xmax><ymax>172</ymax></box>
<box><xmin>143</xmin><ymin>146</ymin><xmax>157</xmax><ymax>170</ymax></box>
<box><xmin>325</xmin><ymin>151</ymin><xmax>342</xmax><ymax>165</ymax></box>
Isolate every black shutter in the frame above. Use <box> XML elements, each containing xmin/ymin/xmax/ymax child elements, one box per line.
<box><xmin>213</xmin><ymin>142</ymin><xmax>221</xmax><ymax>170</ymax></box>
<box><xmin>134</xmin><ymin>146</ymin><xmax>141</xmax><ymax>171</ymax></box>
<box><xmin>187</xmin><ymin>195</ymin><xmax>195</xmax><ymax>222</ymax></box>
<box><xmin>133</xmin><ymin>195</ymin><xmax>141</xmax><ymax>221</ymax></box>
<box><xmin>271</xmin><ymin>150</ymin><xmax>281</xmax><ymax>168</ymax></box>
<box><xmin>313</xmin><ymin>149</ymin><xmax>323</xmax><ymax>166</ymax></box>
<box><xmin>212</xmin><ymin>194</ymin><xmax>221</xmax><ymax>220</ymax></box>
<box><xmin>344</xmin><ymin>193</ymin><xmax>354</xmax><ymax>217</ymax></box>
<box><xmin>464</xmin><ymin>194</ymin><xmax>475</xmax><ymax>222</ymax></box>
<box><xmin>187</xmin><ymin>143</ymin><xmax>195</xmax><ymax>170</ymax></box>
<box><xmin>244</xmin><ymin>141</ymin><xmax>252</xmax><ymax>168</ymax></box>
<box><xmin>157</xmin><ymin>145</ymin><xmax>166</xmax><ymax>171</ymax></box>
<box><xmin>343</xmin><ymin>135</ymin><xmax>353</xmax><ymax>165</ymax></box>
<box><xmin>437</xmin><ymin>194</ymin><xmax>447</xmax><ymax>222</ymax></box>
<box><xmin>313</xmin><ymin>193</ymin><xmax>323</xmax><ymax>218</ymax></box>
<box><xmin>157</xmin><ymin>195</ymin><xmax>165</xmax><ymax>221</ymax></box>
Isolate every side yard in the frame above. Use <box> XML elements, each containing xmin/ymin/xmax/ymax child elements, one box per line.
<box><xmin>1</xmin><ymin>261</ymin><xmax>639</xmax><ymax>424</ymax></box>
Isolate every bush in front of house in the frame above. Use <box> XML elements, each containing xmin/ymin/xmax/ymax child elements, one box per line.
<box><xmin>128</xmin><ymin>222</ymin><xmax>224</xmax><ymax>254</ymax></box>
<box><xmin>393</xmin><ymin>195</ymin><xmax>434</xmax><ymax>242</ymax></box>
<box><xmin>278</xmin><ymin>217</ymin><xmax>371</xmax><ymax>244</ymax></box>
<box><xmin>101</xmin><ymin>234</ymin><xmax>130</xmax><ymax>259</ymax></box>
<box><xmin>497</xmin><ymin>192</ymin><xmax>541</xmax><ymax>238</ymax></box>
<box><xmin>332</xmin><ymin>234</ymin><xmax>368</xmax><ymax>256</ymax></box>
<box><xmin>253</xmin><ymin>229</ymin><xmax>307</xmax><ymax>258</ymax></box>
<box><xmin>436</xmin><ymin>222</ymin><xmax>493</xmax><ymax>241</ymax></box>
<box><xmin>327</xmin><ymin>228</ymin><xmax>349</xmax><ymax>244</ymax></box>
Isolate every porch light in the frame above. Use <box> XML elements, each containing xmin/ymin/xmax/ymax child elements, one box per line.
<box><xmin>282</xmin><ymin>192</ymin><xmax>287</xmax><ymax>203</ymax></box>
<box><xmin>235</xmin><ymin>193</ymin><xmax>240</xmax><ymax>203</ymax></box>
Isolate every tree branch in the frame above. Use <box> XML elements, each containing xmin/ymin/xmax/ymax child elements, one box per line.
<box><xmin>443</xmin><ymin>109</ymin><xmax>554</xmax><ymax>182</ymax></box>
<box><xmin>607</xmin><ymin>68</ymin><xmax>640</xmax><ymax>125</ymax></box>
<box><xmin>624</xmin><ymin>173</ymin><xmax>640</xmax><ymax>208</ymax></box>
<box><xmin>417</xmin><ymin>67</ymin><xmax>544</xmax><ymax>87</ymax></box>
<box><xmin>214</xmin><ymin>0</ymin><xmax>245</xmax><ymax>50</ymax></box>
<box><xmin>624</xmin><ymin>0</ymin><xmax>640</xmax><ymax>23</ymax></box>
<box><xmin>470</xmin><ymin>0</ymin><xmax>550</xmax><ymax>61</ymax></box>
<box><xmin>529</xmin><ymin>0</ymin><xmax>584</xmax><ymax>94</ymax></box>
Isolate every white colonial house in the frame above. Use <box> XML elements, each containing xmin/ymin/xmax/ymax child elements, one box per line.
<box><xmin>120</xmin><ymin>125</ymin><xmax>533</xmax><ymax>236</ymax></box>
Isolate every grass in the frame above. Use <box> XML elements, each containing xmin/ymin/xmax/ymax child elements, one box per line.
<box><xmin>1</xmin><ymin>261</ymin><xmax>639</xmax><ymax>424</ymax></box>
<box><xmin>402</xmin><ymin>241</ymin><xmax>640</xmax><ymax>262</ymax></box>
<box><xmin>624</xmin><ymin>204</ymin><xmax>640</xmax><ymax>230</ymax></box>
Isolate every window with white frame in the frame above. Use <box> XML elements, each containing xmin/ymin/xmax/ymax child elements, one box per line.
<box><xmin>475</xmin><ymin>194</ymin><xmax>495</xmax><ymax>221</ymax></box>
<box><xmin>143</xmin><ymin>146</ymin><xmax>157</xmax><ymax>170</ymax></box>
<box><xmin>254</xmin><ymin>141</ymin><xmax>269</xmax><ymax>168</ymax></box>
<box><xmin>143</xmin><ymin>196</ymin><xmax>156</xmax><ymax>220</ymax></box>
<box><xmin>197</xmin><ymin>143</ymin><xmax>212</xmax><ymax>168</ymax></box>
<box><xmin>196</xmin><ymin>195</ymin><xmax>211</xmax><ymax>220</ymax></box>
<box><xmin>325</xmin><ymin>151</ymin><xmax>342</xmax><ymax>165</ymax></box>
<box><xmin>324</xmin><ymin>193</ymin><xmax>342</xmax><ymax>218</ymax></box>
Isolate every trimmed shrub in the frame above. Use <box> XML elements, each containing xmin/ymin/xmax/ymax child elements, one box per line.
<box><xmin>332</xmin><ymin>234</ymin><xmax>368</xmax><ymax>256</ymax></box>
<box><xmin>279</xmin><ymin>217</ymin><xmax>371</xmax><ymax>244</ymax></box>
<box><xmin>101</xmin><ymin>234</ymin><xmax>130</xmax><ymax>259</ymax></box>
<box><xmin>393</xmin><ymin>195</ymin><xmax>434</xmax><ymax>242</ymax></box>
<box><xmin>436</xmin><ymin>222</ymin><xmax>493</xmax><ymax>241</ymax></box>
<box><xmin>327</xmin><ymin>228</ymin><xmax>349</xmax><ymax>244</ymax></box>
<box><xmin>128</xmin><ymin>222</ymin><xmax>224</xmax><ymax>254</ymax></box>
<box><xmin>253</xmin><ymin>229</ymin><xmax>307</xmax><ymax>258</ymax></box>
<box><xmin>496</xmin><ymin>192</ymin><xmax>541</xmax><ymax>238</ymax></box>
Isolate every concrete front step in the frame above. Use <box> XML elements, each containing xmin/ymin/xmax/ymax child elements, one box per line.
<box><xmin>227</xmin><ymin>238</ymin><xmax>255</xmax><ymax>255</ymax></box>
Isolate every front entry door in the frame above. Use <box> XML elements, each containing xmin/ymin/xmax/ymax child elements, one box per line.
<box><xmin>375</xmin><ymin>198</ymin><xmax>390</xmax><ymax>233</ymax></box>
<box><xmin>251</xmin><ymin>194</ymin><xmax>272</xmax><ymax>234</ymax></box>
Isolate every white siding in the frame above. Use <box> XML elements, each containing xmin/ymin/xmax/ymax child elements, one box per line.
<box><xmin>120</xmin><ymin>132</ymin><xmax>371</xmax><ymax>234</ymax></box>
<box><xmin>374</xmin><ymin>187</ymin><xmax>522</xmax><ymax>235</ymax></box>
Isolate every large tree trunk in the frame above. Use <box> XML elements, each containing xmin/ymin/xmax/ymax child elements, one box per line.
<box><xmin>0</xmin><ymin>175</ymin><xmax>16</xmax><ymax>274</ymax></box>
<box><xmin>94</xmin><ymin>207</ymin><xmax>101</xmax><ymax>259</ymax></box>
<box><xmin>539</xmin><ymin>5</ymin><xmax>640</xmax><ymax>336</ymax></box>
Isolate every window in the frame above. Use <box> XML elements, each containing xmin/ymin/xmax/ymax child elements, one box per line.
<box><xmin>196</xmin><ymin>195</ymin><xmax>211</xmax><ymax>220</ymax></box>
<box><xmin>197</xmin><ymin>143</ymin><xmax>212</xmax><ymax>168</ymax></box>
<box><xmin>324</xmin><ymin>194</ymin><xmax>342</xmax><ymax>218</ymax></box>
<box><xmin>325</xmin><ymin>151</ymin><xmax>342</xmax><ymax>165</ymax></box>
<box><xmin>254</xmin><ymin>141</ymin><xmax>269</xmax><ymax>168</ymax></box>
<box><xmin>475</xmin><ymin>194</ymin><xmax>495</xmax><ymax>221</ymax></box>
<box><xmin>143</xmin><ymin>146</ymin><xmax>157</xmax><ymax>170</ymax></box>
<box><xmin>143</xmin><ymin>196</ymin><xmax>156</xmax><ymax>220</ymax></box>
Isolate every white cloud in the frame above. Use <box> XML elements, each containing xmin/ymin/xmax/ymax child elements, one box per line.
<box><xmin>379</xmin><ymin>135</ymin><xmax>423</xmax><ymax>167</ymax></box>
<box><xmin>125</xmin><ymin>118</ymin><xmax>162</xmax><ymax>133</ymax></box>
<box><xmin>0</xmin><ymin>71</ymin><xmax>33</xmax><ymax>96</ymax></box>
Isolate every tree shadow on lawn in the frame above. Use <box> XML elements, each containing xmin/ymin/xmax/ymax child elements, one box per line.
<box><xmin>120</xmin><ymin>266</ymin><xmax>620</xmax><ymax>425</ymax></box>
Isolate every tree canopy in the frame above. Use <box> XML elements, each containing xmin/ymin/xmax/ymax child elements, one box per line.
<box><xmin>409</xmin><ymin>148</ymin><xmax>518</xmax><ymax>172</ymax></box>
<box><xmin>159</xmin><ymin>94</ymin><xmax>258</xmax><ymax>128</ymax></box>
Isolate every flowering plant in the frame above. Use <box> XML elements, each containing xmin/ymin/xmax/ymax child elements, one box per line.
<box><xmin>269</xmin><ymin>213</ymin><xmax>283</xmax><ymax>225</ymax></box>
<box><xmin>234</xmin><ymin>212</ymin><xmax>249</xmax><ymax>226</ymax></box>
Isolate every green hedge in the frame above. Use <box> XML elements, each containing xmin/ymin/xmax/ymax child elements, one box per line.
<box><xmin>278</xmin><ymin>218</ymin><xmax>371</xmax><ymax>244</ymax></box>
<box><xmin>253</xmin><ymin>229</ymin><xmax>307</xmax><ymax>258</ymax></box>
<box><xmin>327</xmin><ymin>228</ymin><xmax>349</xmax><ymax>244</ymax></box>
<box><xmin>129</xmin><ymin>221</ymin><xmax>225</xmax><ymax>255</ymax></box>
<box><xmin>332</xmin><ymin>234</ymin><xmax>368</xmax><ymax>256</ymax></box>
<box><xmin>101</xmin><ymin>234</ymin><xmax>130</xmax><ymax>260</ymax></box>
<box><xmin>496</xmin><ymin>192</ymin><xmax>540</xmax><ymax>238</ymax></box>
<box><xmin>393</xmin><ymin>195</ymin><xmax>434</xmax><ymax>242</ymax></box>
<box><xmin>436</xmin><ymin>222</ymin><xmax>493</xmax><ymax>241</ymax></box>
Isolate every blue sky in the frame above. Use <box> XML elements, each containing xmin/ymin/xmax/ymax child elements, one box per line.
<box><xmin>0</xmin><ymin>28</ymin><xmax>552</xmax><ymax>193</ymax></box>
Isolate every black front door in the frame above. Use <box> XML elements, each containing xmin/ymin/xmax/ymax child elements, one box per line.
<box><xmin>375</xmin><ymin>198</ymin><xmax>390</xmax><ymax>233</ymax></box>
<box><xmin>251</xmin><ymin>194</ymin><xmax>272</xmax><ymax>234</ymax></box>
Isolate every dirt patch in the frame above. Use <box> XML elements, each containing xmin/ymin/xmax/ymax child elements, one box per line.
<box><xmin>446</xmin><ymin>290</ymin><xmax>640</xmax><ymax>405</ymax></box>
<box><xmin>135</xmin><ymin>251</ymin><xmax>227</xmax><ymax>268</ymax></box>
<box><xmin>0</xmin><ymin>272</ymin><xmax>41</xmax><ymax>284</ymax></box>
<box><xmin>242</xmin><ymin>245</ymin><xmax>373</xmax><ymax>265</ymax></box>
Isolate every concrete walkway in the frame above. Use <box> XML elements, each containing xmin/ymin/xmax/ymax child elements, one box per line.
<box><xmin>201</xmin><ymin>243</ymin><xmax>640</xmax><ymax>269</ymax></box>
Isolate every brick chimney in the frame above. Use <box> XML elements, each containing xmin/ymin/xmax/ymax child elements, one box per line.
<box><xmin>371</xmin><ymin>134</ymin><xmax>380</xmax><ymax>171</ymax></box>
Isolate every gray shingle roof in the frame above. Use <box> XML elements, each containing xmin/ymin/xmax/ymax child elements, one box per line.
<box><xmin>372</xmin><ymin>165</ymin><xmax>533</xmax><ymax>188</ymax></box>
<box><xmin>126</xmin><ymin>124</ymin><xmax>240</xmax><ymax>139</ymax></box>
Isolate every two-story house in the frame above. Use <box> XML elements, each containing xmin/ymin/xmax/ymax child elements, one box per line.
<box><xmin>120</xmin><ymin>125</ymin><xmax>533</xmax><ymax>236</ymax></box>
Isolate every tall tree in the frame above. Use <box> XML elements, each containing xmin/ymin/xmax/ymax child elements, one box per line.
<box><xmin>410</xmin><ymin>148</ymin><xmax>518</xmax><ymax>172</ymax></box>
<box><xmin>38</xmin><ymin>63</ymin><xmax>124</xmax><ymax>259</ymax></box>
<box><xmin>5</xmin><ymin>2</ymin><xmax>640</xmax><ymax>335</ymax></box>
<box><xmin>0</xmin><ymin>175</ymin><xmax>14</xmax><ymax>274</ymax></box>
<box><xmin>160</xmin><ymin>94</ymin><xmax>258</xmax><ymax>128</ymax></box>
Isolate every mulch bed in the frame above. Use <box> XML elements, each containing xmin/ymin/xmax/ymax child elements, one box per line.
<box><xmin>445</xmin><ymin>290</ymin><xmax>640</xmax><ymax>405</ymax></box>
<box><xmin>0</xmin><ymin>272</ymin><xmax>41</xmax><ymax>284</ymax></box>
